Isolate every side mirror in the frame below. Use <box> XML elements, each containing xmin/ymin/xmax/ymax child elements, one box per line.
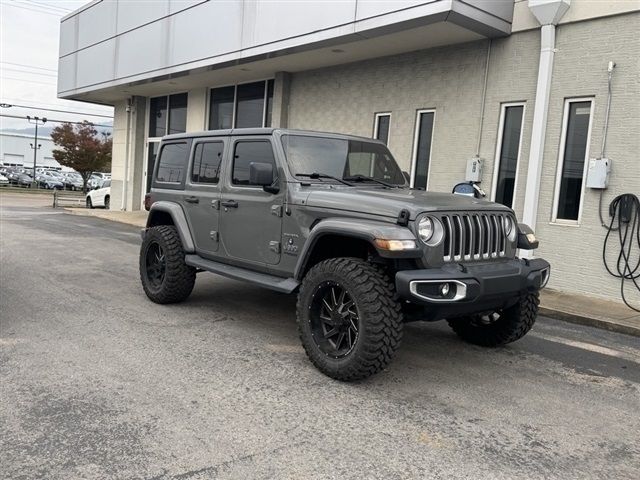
<box><xmin>249</xmin><ymin>162</ymin><xmax>278</xmax><ymax>193</ymax></box>
<box><xmin>517</xmin><ymin>223</ymin><xmax>539</xmax><ymax>250</ymax></box>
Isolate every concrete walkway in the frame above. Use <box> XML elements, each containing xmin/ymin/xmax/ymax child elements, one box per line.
<box><xmin>62</xmin><ymin>206</ymin><xmax>640</xmax><ymax>337</ymax></box>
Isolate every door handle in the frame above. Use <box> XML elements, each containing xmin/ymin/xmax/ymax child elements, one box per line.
<box><xmin>221</xmin><ymin>200</ymin><xmax>238</xmax><ymax>208</ymax></box>
<box><xmin>184</xmin><ymin>196</ymin><xmax>199</xmax><ymax>204</ymax></box>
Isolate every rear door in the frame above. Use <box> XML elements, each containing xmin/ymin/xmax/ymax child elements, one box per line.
<box><xmin>218</xmin><ymin>137</ymin><xmax>284</xmax><ymax>266</ymax></box>
<box><xmin>182</xmin><ymin>138</ymin><xmax>225</xmax><ymax>257</ymax></box>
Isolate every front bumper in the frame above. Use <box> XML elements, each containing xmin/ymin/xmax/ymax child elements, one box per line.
<box><xmin>396</xmin><ymin>258</ymin><xmax>550</xmax><ymax>318</ymax></box>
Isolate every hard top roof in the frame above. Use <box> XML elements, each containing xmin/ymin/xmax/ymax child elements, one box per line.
<box><xmin>162</xmin><ymin>128</ymin><xmax>380</xmax><ymax>143</ymax></box>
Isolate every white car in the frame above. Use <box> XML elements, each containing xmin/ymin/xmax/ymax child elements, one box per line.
<box><xmin>86</xmin><ymin>179</ymin><xmax>111</xmax><ymax>209</ymax></box>
<box><xmin>0</xmin><ymin>173</ymin><xmax>9</xmax><ymax>186</ymax></box>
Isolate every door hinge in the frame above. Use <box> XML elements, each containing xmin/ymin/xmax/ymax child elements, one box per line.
<box><xmin>269</xmin><ymin>241</ymin><xmax>281</xmax><ymax>253</ymax></box>
<box><xmin>211</xmin><ymin>199</ymin><xmax>220</xmax><ymax>210</ymax></box>
<box><xmin>210</xmin><ymin>230</ymin><xmax>219</xmax><ymax>241</ymax></box>
<box><xmin>270</xmin><ymin>205</ymin><xmax>283</xmax><ymax>217</ymax></box>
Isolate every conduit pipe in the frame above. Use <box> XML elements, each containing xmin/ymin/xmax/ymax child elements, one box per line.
<box><xmin>521</xmin><ymin>0</ymin><xmax>570</xmax><ymax>250</ymax></box>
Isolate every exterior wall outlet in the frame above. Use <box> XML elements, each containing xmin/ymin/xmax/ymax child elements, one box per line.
<box><xmin>586</xmin><ymin>157</ymin><xmax>611</xmax><ymax>189</ymax></box>
<box><xmin>466</xmin><ymin>157</ymin><xmax>483</xmax><ymax>182</ymax></box>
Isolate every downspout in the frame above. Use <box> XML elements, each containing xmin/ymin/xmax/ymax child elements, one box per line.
<box><xmin>121</xmin><ymin>98</ymin><xmax>132</xmax><ymax>211</ymax></box>
<box><xmin>521</xmin><ymin>0</ymin><xmax>571</xmax><ymax>247</ymax></box>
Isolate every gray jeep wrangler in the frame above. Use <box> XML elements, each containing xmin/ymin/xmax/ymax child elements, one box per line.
<box><xmin>140</xmin><ymin>128</ymin><xmax>550</xmax><ymax>381</ymax></box>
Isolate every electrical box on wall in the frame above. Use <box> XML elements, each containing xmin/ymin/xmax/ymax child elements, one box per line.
<box><xmin>586</xmin><ymin>158</ymin><xmax>611</xmax><ymax>189</ymax></box>
<box><xmin>466</xmin><ymin>157</ymin><xmax>483</xmax><ymax>182</ymax></box>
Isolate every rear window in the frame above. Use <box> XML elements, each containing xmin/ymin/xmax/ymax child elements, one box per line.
<box><xmin>156</xmin><ymin>142</ymin><xmax>188</xmax><ymax>184</ymax></box>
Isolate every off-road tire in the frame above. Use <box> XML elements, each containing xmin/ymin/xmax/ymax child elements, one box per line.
<box><xmin>140</xmin><ymin>225</ymin><xmax>196</xmax><ymax>304</ymax></box>
<box><xmin>297</xmin><ymin>258</ymin><xmax>403</xmax><ymax>381</ymax></box>
<box><xmin>447</xmin><ymin>293</ymin><xmax>539</xmax><ymax>347</ymax></box>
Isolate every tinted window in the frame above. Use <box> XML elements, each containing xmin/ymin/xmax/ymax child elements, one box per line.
<box><xmin>149</xmin><ymin>96</ymin><xmax>167</xmax><ymax>137</ymax></box>
<box><xmin>168</xmin><ymin>93</ymin><xmax>188</xmax><ymax>134</ymax></box>
<box><xmin>102</xmin><ymin>180</ymin><xmax>111</xmax><ymax>188</ymax></box>
<box><xmin>236</xmin><ymin>81</ymin><xmax>266</xmax><ymax>128</ymax></box>
<box><xmin>232</xmin><ymin>141</ymin><xmax>276</xmax><ymax>185</ymax></box>
<box><xmin>413</xmin><ymin>111</ymin><xmax>434</xmax><ymax>190</ymax></box>
<box><xmin>156</xmin><ymin>143</ymin><xmax>188</xmax><ymax>184</ymax></box>
<box><xmin>209</xmin><ymin>86</ymin><xmax>235</xmax><ymax>130</ymax></box>
<box><xmin>192</xmin><ymin>142</ymin><xmax>223</xmax><ymax>184</ymax></box>
<box><xmin>495</xmin><ymin>105</ymin><xmax>524</xmax><ymax>207</ymax></box>
<box><xmin>557</xmin><ymin>101</ymin><xmax>592</xmax><ymax>220</ymax></box>
<box><xmin>375</xmin><ymin>114</ymin><xmax>390</xmax><ymax>145</ymax></box>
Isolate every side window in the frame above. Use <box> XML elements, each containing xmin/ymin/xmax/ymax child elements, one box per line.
<box><xmin>156</xmin><ymin>142</ymin><xmax>188</xmax><ymax>184</ymax></box>
<box><xmin>232</xmin><ymin>141</ymin><xmax>276</xmax><ymax>186</ymax></box>
<box><xmin>192</xmin><ymin>142</ymin><xmax>223</xmax><ymax>184</ymax></box>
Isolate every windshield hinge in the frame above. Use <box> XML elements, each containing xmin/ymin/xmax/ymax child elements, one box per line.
<box><xmin>271</xmin><ymin>205</ymin><xmax>283</xmax><ymax>217</ymax></box>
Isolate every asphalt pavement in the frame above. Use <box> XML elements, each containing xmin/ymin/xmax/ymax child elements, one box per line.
<box><xmin>1</xmin><ymin>193</ymin><xmax>639</xmax><ymax>479</ymax></box>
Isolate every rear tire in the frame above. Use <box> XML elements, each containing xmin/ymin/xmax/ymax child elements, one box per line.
<box><xmin>297</xmin><ymin>258</ymin><xmax>403</xmax><ymax>381</ymax></box>
<box><xmin>104</xmin><ymin>195</ymin><xmax>110</xmax><ymax>209</ymax></box>
<box><xmin>447</xmin><ymin>293</ymin><xmax>539</xmax><ymax>347</ymax></box>
<box><xmin>86</xmin><ymin>197</ymin><xmax>93</xmax><ymax>209</ymax></box>
<box><xmin>140</xmin><ymin>225</ymin><xmax>196</xmax><ymax>304</ymax></box>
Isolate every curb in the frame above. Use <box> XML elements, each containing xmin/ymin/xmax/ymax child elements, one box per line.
<box><xmin>539</xmin><ymin>306</ymin><xmax>640</xmax><ymax>337</ymax></box>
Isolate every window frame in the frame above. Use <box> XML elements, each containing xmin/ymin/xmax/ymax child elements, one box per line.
<box><xmin>373</xmin><ymin>112</ymin><xmax>391</xmax><ymax>145</ymax></box>
<box><xmin>189</xmin><ymin>139</ymin><xmax>225</xmax><ymax>186</ymax></box>
<box><xmin>490</xmin><ymin>102</ymin><xmax>526</xmax><ymax>208</ymax></box>
<box><xmin>152</xmin><ymin>140</ymin><xmax>192</xmax><ymax>190</ymax></box>
<box><xmin>208</xmin><ymin>79</ymin><xmax>275</xmax><ymax>130</ymax></box>
<box><xmin>551</xmin><ymin>97</ymin><xmax>595</xmax><ymax>224</ymax></box>
<box><xmin>229</xmin><ymin>138</ymin><xmax>278</xmax><ymax>189</ymax></box>
<box><xmin>409</xmin><ymin>108</ymin><xmax>436</xmax><ymax>189</ymax></box>
<box><xmin>147</xmin><ymin>92</ymin><xmax>189</xmax><ymax>140</ymax></box>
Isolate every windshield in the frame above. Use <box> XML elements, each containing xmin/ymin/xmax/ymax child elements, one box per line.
<box><xmin>281</xmin><ymin>135</ymin><xmax>406</xmax><ymax>186</ymax></box>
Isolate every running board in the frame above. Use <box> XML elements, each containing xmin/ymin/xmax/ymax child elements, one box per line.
<box><xmin>185</xmin><ymin>255</ymin><xmax>299</xmax><ymax>294</ymax></box>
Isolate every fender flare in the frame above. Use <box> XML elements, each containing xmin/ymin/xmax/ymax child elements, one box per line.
<box><xmin>293</xmin><ymin>217</ymin><xmax>420</xmax><ymax>280</ymax></box>
<box><xmin>146</xmin><ymin>201</ymin><xmax>195</xmax><ymax>253</ymax></box>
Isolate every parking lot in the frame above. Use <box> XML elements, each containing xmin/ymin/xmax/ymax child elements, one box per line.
<box><xmin>1</xmin><ymin>193</ymin><xmax>639</xmax><ymax>479</ymax></box>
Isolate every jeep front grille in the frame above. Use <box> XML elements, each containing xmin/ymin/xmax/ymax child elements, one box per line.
<box><xmin>441</xmin><ymin>213</ymin><xmax>507</xmax><ymax>262</ymax></box>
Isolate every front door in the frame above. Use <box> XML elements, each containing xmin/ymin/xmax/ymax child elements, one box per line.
<box><xmin>182</xmin><ymin>139</ymin><xmax>225</xmax><ymax>256</ymax></box>
<box><xmin>219</xmin><ymin>138</ymin><xmax>283</xmax><ymax>266</ymax></box>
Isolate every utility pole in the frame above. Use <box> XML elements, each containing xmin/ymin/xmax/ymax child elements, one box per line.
<box><xmin>27</xmin><ymin>116</ymin><xmax>47</xmax><ymax>187</ymax></box>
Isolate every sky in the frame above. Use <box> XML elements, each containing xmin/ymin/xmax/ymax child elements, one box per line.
<box><xmin>0</xmin><ymin>0</ymin><xmax>114</xmax><ymax>134</ymax></box>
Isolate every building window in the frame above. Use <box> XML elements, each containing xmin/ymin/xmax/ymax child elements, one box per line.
<box><xmin>192</xmin><ymin>141</ymin><xmax>223</xmax><ymax>184</ymax></box>
<box><xmin>156</xmin><ymin>142</ymin><xmax>188</xmax><ymax>184</ymax></box>
<box><xmin>209</xmin><ymin>80</ymin><xmax>274</xmax><ymax>130</ymax></box>
<box><xmin>411</xmin><ymin>110</ymin><xmax>435</xmax><ymax>190</ymax></box>
<box><xmin>553</xmin><ymin>99</ymin><xmax>594</xmax><ymax>222</ymax></box>
<box><xmin>373</xmin><ymin>113</ymin><xmax>391</xmax><ymax>145</ymax></box>
<box><xmin>492</xmin><ymin>103</ymin><xmax>525</xmax><ymax>208</ymax></box>
<box><xmin>232</xmin><ymin>141</ymin><xmax>276</xmax><ymax>186</ymax></box>
<box><xmin>149</xmin><ymin>93</ymin><xmax>188</xmax><ymax>138</ymax></box>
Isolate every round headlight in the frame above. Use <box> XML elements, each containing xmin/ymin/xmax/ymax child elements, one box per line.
<box><xmin>503</xmin><ymin>216</ymin><xmax>516</xmax><ymax>241</ymax></box>
<box><xmin>418</xmin><ymin>217</ymin><xmax>434</xmax><ymax>243</ymax></box>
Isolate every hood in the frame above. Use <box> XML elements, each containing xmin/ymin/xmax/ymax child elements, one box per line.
<box><xmin>305</xmin><ymin>186</ymin><xmax>511</xmax><ymax>220</ymax></box>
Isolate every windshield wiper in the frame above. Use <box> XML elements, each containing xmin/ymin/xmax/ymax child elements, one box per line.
<box><xmin>296</xmin><ymin>172</ymin><xmax>353</xmax><ymax>186</ymax></box>
<box><xmin>343</xmin><ymin>174</ymin><xmax>395</xmax><ymax>188</ymax></box>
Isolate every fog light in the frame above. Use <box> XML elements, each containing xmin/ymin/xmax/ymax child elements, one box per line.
<box><xmin>439</xmin><ymin>283</ymin><xmax>450</xmax><ymax>296</ymax></box>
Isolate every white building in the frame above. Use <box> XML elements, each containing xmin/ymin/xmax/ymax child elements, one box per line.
<box><xmin>56</xmin><ymin>0</ymin><xmax>640</xmax><ymax>303</ymax></box>
<box><xmin>0</xmin><ymin>132</ymin><xmax>60</xmax><ymax>169</ymax></box>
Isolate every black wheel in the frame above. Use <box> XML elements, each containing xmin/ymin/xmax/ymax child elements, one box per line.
<box><xmin>86</xmin><ymin>197</ymin><xmax>93</xmax><ymax>209</ymax></box>
<box><xmin>297</xmin><ymin>258</ymin><xmax>403</xmax><ymax>381</ymax></box>
<box><xmin>447</xmin><ymin>293</ymin><xmax>539</xmax><ymax>347</ymax></box>
<box><xmin>104</xmin><ymin>195</ymin><xmax>110</xmax><ymax>209</ymax></box>
<box><xmin>139</xmin><ymin>225</ymin><xmax>196</xmax><ymax>304</ymax></box>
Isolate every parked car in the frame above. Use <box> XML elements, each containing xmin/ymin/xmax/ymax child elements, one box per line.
<box><xmin>139</xmin><ymin>128</ymin><xmax>550</xmax><ymax>381</ymax></box>
<box><xmin>0</xmin><ymin>173</ymin><xmax>9</xmax><ymax>186</ymax></box>
<box><xmin>10</xmin><ymin>173</ymin><xmax>33</xmax><ymax>188</ymax></box>
<box><xmin>86</xmin><ymin>179</ymin><xmax>111</xmax><ymax>209</ymax></box>
<box><xmin>35</xmin><ymin>175</ymin><xmax>64</xmax><ymax>190</ymax></box>
<box><xmin>61</xmin><ymin>173</ymin><xmax>84</xmax><ymax>191</ymax></box>
<box><xmin>88</xmin><ymin>174</ymin><xmax>104</xmax><ymax>189</ymax></box>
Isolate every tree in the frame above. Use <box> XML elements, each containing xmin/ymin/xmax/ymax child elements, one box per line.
<box><xmin>50</xmin><ymin>121</ymin><xmax>112</xmax><ymax>193</ymax></box>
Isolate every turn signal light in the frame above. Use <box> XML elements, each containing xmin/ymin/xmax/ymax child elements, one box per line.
<box><xmin>374</xmin><ymin>239</ymin><xmax>418</xmax><ymax>251</ymax></box>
